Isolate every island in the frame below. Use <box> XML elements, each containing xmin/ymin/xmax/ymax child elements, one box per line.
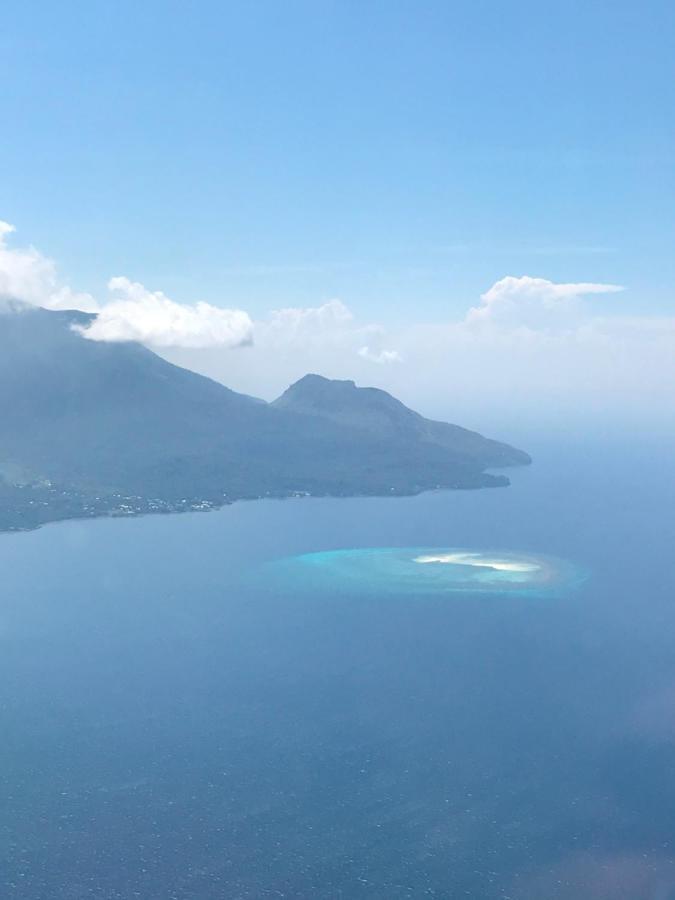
<box><xmin>0</xmin><ymin>304</ymin><xmax>531</xmax><ymax>532</ymax></box>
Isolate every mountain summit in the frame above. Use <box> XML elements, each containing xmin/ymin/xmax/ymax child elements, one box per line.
<box><xmin>0</xmin><ymin>306</ymin><xmax>530</xmax><ymax>531</ymax></box>
<box><xmin>274</xmin><ymin>374</ymin><xmax>530</xmax><ymax>469</ymax></box>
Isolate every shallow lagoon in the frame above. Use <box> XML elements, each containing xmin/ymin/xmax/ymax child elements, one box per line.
<box><xmin>268</xmin><ymin>546</ymin><xmax>585</xmax><ymax>597</ymax></box>
<box><xmin>2</xmin><ymin>434</ymin><xmax>675</xmax><ymax>899</ymax></box>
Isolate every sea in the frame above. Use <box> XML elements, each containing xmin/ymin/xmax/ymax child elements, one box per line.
<box><xmin>2</xmin><ymin>430</ymin><xmax>675</xmax><ymax>899</ymax></box>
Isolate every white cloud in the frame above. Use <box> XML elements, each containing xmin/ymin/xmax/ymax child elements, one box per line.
<box><xmin>257</xmin><ymin>299</ymin><xmax>401</xmax><ymax>364</ymax></box>
<box><xmin>0</xmin><ymin>220</ymin><xmax>98</xmax><ymax>312</ymax></box>
<box><xmin>171</xmin><ymin>273</ymin><xmax>674</xmax><ymax>425</ymax></box>
<box><xmin>75</xmin><ymin>277</ymin><xmax>253</xmax><ymax>349</ymax></box>
<box><xmin>467</xmin><ymin>275</ymin><xmax>624</xmax><ymax>328</ymax></box>
<box><xmin>0</xmin><ymin>223</ymin><xmax>252</xmax><ymax>349</ymax></box>
<box><xmin>3</xmin><ymin>219</ymin><xmax>675</xmax><ymax>423</ymax></box>
<box><xmin>162</xmin><ymin>297</ymin><xmax>405</xmax><ymax>398</ymax></box>
<box><xmin>264</xmin><ymin>299</ymin><xmax>354</xmax><ymax>344</ymax></box>
<box><xmin>259</xmin><ymin>299</ymin><xmax>398</xmax><ymax>362</ymax></box>
<box><xmin>358</xmin><ymin>346</ymin><xmax>402</xmax><ymax>364</ymax></box>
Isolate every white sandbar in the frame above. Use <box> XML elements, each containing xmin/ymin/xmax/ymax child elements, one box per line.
<box><xmin>413</xmin><ymin>552</ymin><xmax>541</xmax><ymax>573</ymax></box>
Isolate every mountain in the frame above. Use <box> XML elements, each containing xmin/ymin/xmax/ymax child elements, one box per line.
<box><xmin>0</xmin><ymin>305</ymin><xmax>530</xmax><ymax>531</ymax></box>
<box><xmin>274</xmin><ymin>374</ymin><xmax>530</xmax><ymax>469</ymax></box>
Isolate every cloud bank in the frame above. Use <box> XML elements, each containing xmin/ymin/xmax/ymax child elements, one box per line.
<box><xmin>3</xmin><ymin>219</ymin><xmax>674</xmax><ymax>423</ymax></box>
<box><xmin>257</xmin><ymin>299</ymin><xmax>400</xmax><ymax>363</ymax></box>
<box><xmin>0</xmin><ymin>220</ymin><xmax>97</xmax><ymax>312</ymax></box>
<box><xmin>358</xmin><ymin>346</ymin><xmax>402</xmax><ymax>364</ymax></box>
<box><xmin>0</xmin><ymin>222</ymin><xmax>252</xmax><ymax>349</ymax></box>
<box><xmin>467</xmin><ymin>275</ymin><xmax>624</xmax><ymax>328</ymax></box>
<box><xmin>165</xmin><ymin>273</ymin><xmax>673</xmax><ymax>423</ymax></box>
<box><xmin>75</xmin><ymin>277</ymin><xmax>253</xmax><ymax>349</ymax></box>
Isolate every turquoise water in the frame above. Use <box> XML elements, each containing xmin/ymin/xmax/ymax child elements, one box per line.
<box><xmin>267</xmin><ymin>546</ymin><xmax>586</xmax><ymax>597</ymax></box>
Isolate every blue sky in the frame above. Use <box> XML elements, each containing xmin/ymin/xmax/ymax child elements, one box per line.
<box><xmin>2</xmin><ymin>0</ymin><xmax>674</xmax><ymax>321</ymax></box>
<box><xmin>1</xmin><ymin>1</ymin><xmax>675</xmax><ymax>427</ymax></box>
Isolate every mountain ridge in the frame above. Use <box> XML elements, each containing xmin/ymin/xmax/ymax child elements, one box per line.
<box><xmin>0</xmin><ymin>305</ymin><xmax>531</xmax><ymax>531</ymax></box>
<box><xmin>273</xmin><ymin>373</ymin><xmax>531</xmax><ymax>469</ymax></box>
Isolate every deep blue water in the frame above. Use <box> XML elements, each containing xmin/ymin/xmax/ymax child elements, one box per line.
<box><xmin>2</xmin><ymin>434</ymin><xmax>675</xmax><ymax>899</ymax></box>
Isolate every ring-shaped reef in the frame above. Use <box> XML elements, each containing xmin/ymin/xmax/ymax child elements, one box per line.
<box><xmin>265</xmin><ymin>547</ymin><xmax>586</xmax><ymax>598</ymax></box>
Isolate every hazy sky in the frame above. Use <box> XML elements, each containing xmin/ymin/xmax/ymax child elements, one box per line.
<box><xmin>1</xmin><ymin>1</ymin><xmax>674</xmax><ymax>427</ymax></box>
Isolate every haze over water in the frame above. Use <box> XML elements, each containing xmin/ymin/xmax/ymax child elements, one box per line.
<box><xmin>2</xmin><ymin>431</ymin><xmax>675</xmax><ymax>899</ymax></box>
